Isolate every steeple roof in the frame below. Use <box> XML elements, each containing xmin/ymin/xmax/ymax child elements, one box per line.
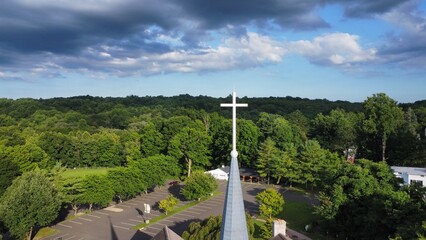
<box><xmin>220</xmin><ymin>156</ymin><xmax>249</xmax><ymax>240</ymax></box>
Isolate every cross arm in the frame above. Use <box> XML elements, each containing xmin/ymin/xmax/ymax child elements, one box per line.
<box><xmin>220</xmin><ymin>103</ymin><xmax>248</xmax><ymax>107</ymax></box>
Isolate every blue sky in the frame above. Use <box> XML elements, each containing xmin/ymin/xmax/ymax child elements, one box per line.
<box><xmin>0</xmin><ymin>0</ymin><xmax>425</xmax><ymax>103</ymax></box>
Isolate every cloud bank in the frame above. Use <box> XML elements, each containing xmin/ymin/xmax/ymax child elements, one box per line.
<box><xmin>0</xmin><ymin>0</ymin><xmax>424</xmax><ymax>80</ymax></box>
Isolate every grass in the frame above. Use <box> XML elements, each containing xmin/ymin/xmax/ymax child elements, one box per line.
<box><xmin>132</xmin><ymin>191</ymin><xmax>221</xmax><ymax>230</ymax></box>
<box><xmin>61</xmin><ymin>167</ymin><xmax>112</xmax><ymax>179</ymax></box>
<box><xmin>33</xmin><ymin>227</ymin><xmax>59</xmax><ymax>240</ymax></box>
<box><xmin>280</xmin><ymin>200</ymin><xmax>329</xmax><ymax>240</ymax></box>
<box><xmin>280</xmin><ymin>200</ymin><xmax>319</xmax><ymax>231</ymax></box>
<box><xmin>253</xmin><ymin>199</ymin><xmax>326</xmax><ymax>240</ymax></box>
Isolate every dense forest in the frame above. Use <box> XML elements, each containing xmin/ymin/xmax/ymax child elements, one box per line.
<box><xmin>0</xmin><ymin>93</ymin><xmax>425</xmax><ymax>239</ymax></box>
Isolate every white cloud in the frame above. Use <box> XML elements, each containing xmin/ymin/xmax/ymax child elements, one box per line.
<box><xmin>102</xmin><ymin>32</ymin><xmax>286</xmax><ymax>74</ymax></box>
<box><xmin>377</xmin><ymin>0</ymin><xmax>426</xmax><ymax>67</ymax></box>
<box><xmin>288</xmin><ymin>33</ymin><xmax>377</xmax><ymax>66</ymax></box>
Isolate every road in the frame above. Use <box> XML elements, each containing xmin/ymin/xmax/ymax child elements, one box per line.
<box><xmin>43</xmin><ymin>181</ymin><xmax>312</xmax><ymax>240</ymax></box>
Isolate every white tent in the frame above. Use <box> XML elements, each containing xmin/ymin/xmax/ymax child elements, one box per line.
<box><xmin>206</xmin><ymin>167</ymin><xmax>229</xmax><ymax>181</ymax></box>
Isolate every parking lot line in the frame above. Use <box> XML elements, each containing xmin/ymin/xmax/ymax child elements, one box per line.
<box><xmin>78</xmin><ymin>217</ymin><xmax>92</xmax><ymax>222</ymax></box>
<box><xmin>174</xmin><ymin>212</ymin><xmax>196</xmax><ymax>218</ymax></box>
<box><xmin>63</xmin><ymin>236</ymin><xmax>76</xmax><ymax>240</ymax></box>
<box><xmin>182</xmin><ymin>210</ymin><xmax>201</xmax><ymax>215</ymax></box>
<box><xmin>120</xmin><ymin>222</ymin><xmax>135</xmax><ymax>226</ymax></box>
<box><xmin>113</xmin><ymin>225</ymin><xmax>130</xmax><ymax>230</ymax></box>
<box><xmin>129</xmin><ymin>218</ymin><xmax>142</xmax><ymax>222</ymax></box>
<box><xmin>69</xmin><ymin>220</ymin><xmax>83</xmax><ymax>225</ymax></box>
<box><xmin>55</xmin><ymin>233</ymin><xmax>70</xmax><ymax>239</ymax></box>
<box><xmin>146</xmin><ymin>225</ymin><xmax>163</xmax><ymax>231</ymax></box>
<box><xmin>193</xmin><ymin>205</ymin><xmax>213</xmax><ymax>210</ymax></box>
<box><xmin>117</xmin><ymin>204</ymin><xmax>131</xmax><ymax>208</ymax></box>
<box><xmin>94</xmin><ymin>211</ymin><xmax>109</xmax><ymax>216</ymax></box>
<box><xmin>124</xmin><ymin>202</ymin><xmax>138</xmax><ymax>206</ymax></box>
<box><xmin>199</xmin><ymin>202</ymin><xmax>220</xmax><ymax>207</ymax></box>
<box><xmin>59</xmin><ymin>223</ymin><xmax>73</xmax><ymax>228</ymax></box>
<box><xmin>158</xmin><ymin>218</ymin><xmax>176</xmax><ymax>223</ymax></box>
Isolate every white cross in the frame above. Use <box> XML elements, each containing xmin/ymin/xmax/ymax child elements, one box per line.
<box><xmin>220</xmin><ymin>91</ymin><xmax>248</xmax><ymax>158</ymax></box>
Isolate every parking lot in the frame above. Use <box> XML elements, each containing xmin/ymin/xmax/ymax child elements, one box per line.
<box><xmin>43</xmin><ymin>181</ymin><xmax>292</xmax><ymax>240</ymax></box>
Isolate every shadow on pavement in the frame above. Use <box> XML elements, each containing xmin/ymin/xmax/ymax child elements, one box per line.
<box><xmin>169</xmin><ymin>218</ymin><xmax>201</xmax><ymax>236</ymax></box>
<box><xmin>168</xmin><ymin>183</ymin><xmax>186</xmax><ymax>201</ymax></box>
<box><xmin>244</xmin><ymin>200</ymin><xmax>259</xmax><ymax>216</ymax></box>
<box><xmin>246</xmin><ymin>187</ymin><xmax>267</xmax><ymax>197</ymax></box>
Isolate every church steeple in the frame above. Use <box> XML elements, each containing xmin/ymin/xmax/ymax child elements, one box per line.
<box><xmin>220</xmin><ymin>92</ymin><xmax>249</xmax><ymax>240</ymax></box>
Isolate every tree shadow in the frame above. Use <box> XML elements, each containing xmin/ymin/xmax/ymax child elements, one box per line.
<box><xmin>246</xmin><ymin>187</ymin><xmax>268</xmax><ymax>197</ymax></box>
<box><xmin>168</xmin><ymin>183</ymin><xmax>186</xmax><ymax>201</ymax></box>
<box><xmin>151</xmin><ymin>201</ymin><xmax>160</xmax><ymax>211</ymax></box>
<box><xmin>168</xmin><ymin>218</ymin><xmax>201</xmax><ymax>236</ymax></box>
<box><xmin>244</xmin><ymin>200</ymin><xmax>259</xmax><ymax>217</ymax></box>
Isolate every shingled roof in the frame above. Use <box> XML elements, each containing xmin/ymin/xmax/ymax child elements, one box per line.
<box><xmin>150</xmin><ymin>226</ymin><xmax>183</xmax><ymax>240</ymax></box>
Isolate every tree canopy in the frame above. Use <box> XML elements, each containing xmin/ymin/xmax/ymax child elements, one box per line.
<box><xmin>0</xmin><ymin>172</ymin><xmax>61</xmax><ymax>240</ymax></box>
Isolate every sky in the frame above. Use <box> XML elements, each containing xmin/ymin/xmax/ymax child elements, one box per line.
<box><xmin>0</xmin><ymin>0</ymin><xmax>425</xmax><ymax>103</ymax></box>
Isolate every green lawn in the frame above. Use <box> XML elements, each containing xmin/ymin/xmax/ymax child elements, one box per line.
<box><xmin>33</xmin><ymin>227</ymin><xmax>59</xmax><ymax>240</ymax></box>
<box><xmin>61</xmin><ymin>167</ymin><xmax>112</xmax><ymax>179</ymax></box>
<box><xmin>254</xmin><ymin>199</ymin><xmax>326</xmax><ymax>240</ymax></box>
<box><xmin>280</xmin><ymin>200</ymin><xmax>318</xmax><ymax>231</ymax></box>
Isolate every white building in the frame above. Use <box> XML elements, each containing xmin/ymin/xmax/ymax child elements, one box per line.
<box><xmin>205</xmin><ymin>166</ymin><xmax>230</xmax><ymax>181</ymax></box>
<box><xmin>391</xmin><ymin>166</ymin><xmax>426</xmax><ymax>187</ymax></box>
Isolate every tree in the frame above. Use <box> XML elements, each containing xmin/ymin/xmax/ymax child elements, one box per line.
<box><xmin>140</xmin><ymin>122</ymin><xmax>165</xmax><ymax>158</ymax></box>
<box><xmin>181</xmin><ymin>171</ymin><xmax>218</xmax><ymax>201</ymax></box>
<box><xmin>314</xmin><ymin>159</ymin><xmax>424</xmax><ymax>239</ymax></box>
<box><xmin>129</xmin><ymin>155</ymin><xmax>180</xmax><ymax>193</ymax></box>
<box><xmin>0</xmin><ymin>172</ymin><xmax>61</xmax><ymax>240</ymax></box>
<box><xmin>287</xmin><ymin>110</ymin><xmax>310</xmax><ymax>135</ymax></box>
<box><xmin>257</xmin><ymin>113</ymin><xmax>305</xmax><ymax>152</ymax></box>
<box><xmin>4</xmin><ymin>143</ymin><xmax>52</xmax><ymax>172</ymax></box>
<box><xmin>38</xmin><ymin>131</ymin><xmax>75</xmax><ymax>167</ymax></box>
<box><xmin>256</xmin><ymin>138</ymin><xmax>280</xmax><ymax>185</ymax></box>
<box><xmin>298</xmin><ymin>140</ymin><xmax>326</xmax><ymax>188</ymax></box>
<box><xmin>311</xmin><ymin>109</ymin><xmax>359</xmax><ymax>155</ymax></box>
<box><xmin>255</xmin><ymin>188</ymin><xmax>285</xmax><ymax>219</ymax></box>
<box><xmin>168</xmin><ymin>127</ymin><xmax>211</xmax><ymax>177</ymax></box>
<box><xmin>210</xmin><ymin>117</ymin><xmax>232</xmax><ymax>167</ymax></box>
<box><xmin>388</xmin><ymin>107</ymin><xmax>424</xmax><ymax>166</ymax></box>
<box><xmin>92</xmin><ymin>130</ymin><xmax>124</xmax><ymax>167</ymax></box>
<box><xmin>107</xmin><ymin>167</ymin><xmax>145</xmax><ymax>202</ymax></box>
<box><xmin>58</xmin><ymin>177</ymin><xmax>85</xmax><ymax>216</ymax></box>
<box><xmin>116</xmin><ymin>129</ymin><xmax>142</xmax><ymax>164</ymax></box>
<box><xmin>158</xmin><ymin>194</ymin><xmax>179</xmax><ymax>215</ymax></box>
<box><xmin>0</xmin><ymin>157</ymin><xmax>21</xmax><ymax>196</ymax></box>
<box><xmin>182</xmin><ymin>213</ymin><xmax>254</xmax><ymax>240</ymax></box>
<box><xmin>81</xmin><ymin>175</ymin><xmax>114</xmax><ymax>212</ymax></box>
<box><xmin>362</xmin><ymin>93</ymin><xmax>404</xmax><ymax>161</ymax></box>
<box><xmin>161</xmin><ymin>116</ymin><xmax>203</xmax><ymax>144</ymax></box>
<box><xmin>259</xmin><ymin>218</ymin><xmax>273</xmax><ymax>240</ymax></box>
<box><xmin>237</xmin><ymin>119</ymin><xmax>260</xmax><ymax>167</ymax></box>
<box><xmin>271</xmin><ymin>145</ymin><xmax>298</xmax><ymax>185</ymax></box>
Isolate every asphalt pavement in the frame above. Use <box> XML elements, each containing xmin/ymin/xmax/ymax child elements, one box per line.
<box><xmin>42</xmin><ymin>181</ymin><xmax>311</xmax><ymax>240</ymax></box>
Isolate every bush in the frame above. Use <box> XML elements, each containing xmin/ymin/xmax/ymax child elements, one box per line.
<box><xmin>181</xmin><ymin>171</ymin><xmax>218</xmax><ymax>201</ymax></box>
<box><xmin>158</xmin><ymin>194</ymin><xmax>179</xmax><ymax>215</ymax></box>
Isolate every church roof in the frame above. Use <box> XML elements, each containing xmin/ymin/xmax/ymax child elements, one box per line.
<box><xmin>150</xmin><ymin>226</ymin><xmax>183</xmax><ymax>240</ymax></box>
<box><xmin>220</xmin><ymin>156</ymin><xmax>249</xmax><ymax>240</ymax></box>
